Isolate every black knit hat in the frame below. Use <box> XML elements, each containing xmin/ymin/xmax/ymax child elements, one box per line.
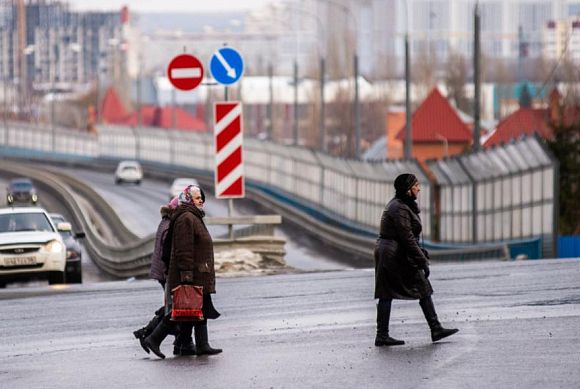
<box><xmin>394</xmin><ymin>173</ymin><xmax>418</xmax><ymax>194</ymax></box>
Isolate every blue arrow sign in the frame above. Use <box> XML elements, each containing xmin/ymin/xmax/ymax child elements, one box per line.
<box><xmin>209</xmin><ymin>47</ymin><xmax>244</xmax><ymax>86</ymax></box>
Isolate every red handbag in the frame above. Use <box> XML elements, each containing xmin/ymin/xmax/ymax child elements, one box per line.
<box><xmin>170</xmin><ymin>285</ymin><xmax>204</xmax><ymax>321</ymax></box>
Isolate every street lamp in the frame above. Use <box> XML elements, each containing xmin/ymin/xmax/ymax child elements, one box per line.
<box><xmin>284</xmin><ymin>3</ymin><xmax>327</xmax><ymax>152</ymax></box>
<box><xmin>317</xmin><ymin>0</ymin><xmax>360</xmax><ymax>158</ymax></box>
<box><xmin>256</xmin><ymin>8</ymin><xmax>298</xmax><ymax>144</ymax></box>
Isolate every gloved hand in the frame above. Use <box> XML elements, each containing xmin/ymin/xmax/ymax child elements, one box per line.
<box><xmin>180</xmin><ymin>271</ymin><xmax>194</xmax><ymax>284</ymax></box>
<box><xmin>423</xmin><ymin>265</ymin><xmax>430</xmax><ymax>279</ymax></box>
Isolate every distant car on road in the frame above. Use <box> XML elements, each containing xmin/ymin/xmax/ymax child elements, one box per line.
<box><xmin>0</xmin><ymin>207</ymin><xmax>66</xmax><ymax>287</ymax></box>
<box><xmin>169</xmin><ymin>177</ymin><xmax>199</xmax><ymax>200</ymax></box>
<box><xmin>6</xmin><ymin>178</ymin><xmax>38</xmax><ymax>205</ymax></box>
<box><xmin>49</xmin><ymin>213</ymin><xmax>85</xmax><ymax>284</ymax></box>
<box><xmin>114</xmin><ymin>160</ymin><xmax>143</xmax><ymax>185</ymax></box>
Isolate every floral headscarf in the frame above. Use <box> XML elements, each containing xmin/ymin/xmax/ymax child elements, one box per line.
<box><xmin>168</xmin><ymin>196</ymin><xmax>179</xmax><ymax>209</ymax></box>
<box><xmin>178</xmin><ymin>185</ymin><xmax>205</xmax><ymax>205</ymax></box>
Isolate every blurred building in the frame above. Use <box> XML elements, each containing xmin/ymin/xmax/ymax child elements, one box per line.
<box><xmin>543</xmin><ymin>17</ymin><xmax>580</xmax><ymax>62</ymax></box>
<box><xmin>0</xmin><ymin>0</ymin><xmax>135</xmax><ymax>92</ymax></box>
<box><xmin>244</xmin><ymin>0</ymin><xmax>580</xmax><ymax>79</ymax></box>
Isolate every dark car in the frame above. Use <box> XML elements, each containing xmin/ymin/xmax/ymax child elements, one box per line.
<box><xmin>49</xmin><ymin>214</ymin><xmax>85</xmax><ymax>284</ymax></box>
<box><xmin>6</xmin><ymin>178</ymin><xmax>38</xmax><ymax>205</ymax></box>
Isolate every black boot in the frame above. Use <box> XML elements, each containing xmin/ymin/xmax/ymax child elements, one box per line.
<box><xmin>143</xmin><ymin>320</ymin><xmax>172</xmax><ymax>359</ymax></box>
<box><xmin>419</xmin><ymin>296</ymin><xmax>459</xmax><ymax>342</ymax></box>
<box><xmin>134</xmin><ymin>306</ymin><xmax>165</xmax><ymax>354</ymax></box>
<box><xmin>173</xmin><ymin>322</ymin><xmax>196</xmax><ymax>356</ymax></box>
<box><xmin>375</xmin><ymin>299</ymin><xmax>405</xmax><ymax>346</ymax></box>
<box><xmin>194</xmin><ymin>321</ymin><xmax>222</xmax><ymax>355</ymax></box>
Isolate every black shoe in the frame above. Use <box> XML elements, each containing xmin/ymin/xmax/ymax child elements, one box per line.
<box><xmin>196</xmin><ymin>344</ymin><xmax>223</xmax><ymax>355</ymax></box>
<box><xmin>375</xmin><ymin>334</ymin><xmax>405</xmax><ymax>346</ymax></box>
<box><xmin>431</xmin><ymin>326</ymin><xmax>459</xmax><ymax>342</ymax></box>
<box><xmin>375</xmin><ymin>300</ymin><xmax>403</xmax><ymax>346</ymax></box>
<box><xmin>194</xmin><ymin>323</ymin><xmax>222</xmax><ymax>356</ymax></box>
<box><xmin>144</xmin><ymin>321</ymin><xmax>172</xmax><ymax>359</ymax></box>
<box><xmin>173</xmin><ymin>342</ymin><xmax>196</xmax><ymax>356</ymax></box>
<box><xmin>133</xmin><ymin>328</ymin><xmax>146</xmax><ymax>339</ymax></box>
<box><xmin>419</xmin><ymin>296</ymin><xmax>459</xmax><ymax>342</ymax></box>
<box><xmin>133</xmin><ymin>329</ymin><xmax>150</xmax><ymax>354</ymax></box>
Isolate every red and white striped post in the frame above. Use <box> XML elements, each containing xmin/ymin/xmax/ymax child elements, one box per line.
<box><xmin>214</xmin><ymin>101</ymin><xmax>245</xmax><ymax>199</ymax></box>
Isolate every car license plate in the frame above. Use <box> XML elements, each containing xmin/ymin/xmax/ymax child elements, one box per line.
<box><xmin>4</xmin><ymin>256</ymin><xmax>36</xmax><ymax>266</ymax></box>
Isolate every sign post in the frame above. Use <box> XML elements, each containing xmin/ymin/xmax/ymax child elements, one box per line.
<box><xmin>166</xmin><ymin>48</ymin><xmax>246</xmax><ymax>241</ymax></box>
<box><xmin>210</xmin><ymin>47</ymin><xmax>245</xmax><ymax>239</ymax></box>
<box><xmin>214</xmin><ymin>101</ymin><xmax>244</xmax><ymax>199</ymax></box>
<box><xmin>214</xmin><ymin>101</ymin><xmax>244</xmax><ymax>239</ymax></box>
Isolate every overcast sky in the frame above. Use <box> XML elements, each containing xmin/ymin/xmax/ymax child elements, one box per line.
<box><xmin>67</xmin><ymin>0</ymin><xmax>277</xmax><ymax>13</ymax></box>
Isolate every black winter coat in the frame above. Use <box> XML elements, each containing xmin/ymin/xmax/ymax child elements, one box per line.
<box><xmin>374</xmin><ymin>197</ymin><xmax>433</xmax><ymax>300</ymax></box>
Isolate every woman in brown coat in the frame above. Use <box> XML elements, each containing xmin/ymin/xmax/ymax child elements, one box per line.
<box><xmin>144</xmin><ymin>185</ymin><xmax>222</xmax><ymax>359</ymax></box>
<box><xmin>374</xmin><ymin>173</ymin><xmax>458</xmax><ymax>346</ymax></box>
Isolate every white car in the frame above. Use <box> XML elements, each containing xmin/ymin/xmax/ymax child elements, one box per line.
<box><xmin>0</xmin><ymin>207</ymin><xmax>66</xmax><ymax>287</ymax></box>
<box><xmin>169</xmin><ymin>177</ymin><xmax>199</xmax><ymax>200</ymax></box>
<box><xmin>114</xmin><ymin>160</ymin><xmax>143</xmax><ymax>185</ymax></box>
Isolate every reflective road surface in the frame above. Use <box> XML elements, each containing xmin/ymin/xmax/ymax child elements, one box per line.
<box><xmin>1</xmin><ymin>258</ymin><xmax>579</xmax><ymax>388</ymax></box>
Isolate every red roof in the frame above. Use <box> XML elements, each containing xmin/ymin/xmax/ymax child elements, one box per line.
<box><xmin>484</xmin><ymin>108</ymin><xmax>552</xmax><ymax>147</ymax></box>
<box><xmin>395</xmin><ymin>88</ymin><xmax>472</xmax><ymax>143</ymax></box>
<box><xmin>101</xmin><ymin>87</ymin><xmax>128</xmax><ymax>124</ymax></box>
<box><xmin>100</xmin><ymin>87</ymin><xmax>207</xmax><ymax>131</ymax></box>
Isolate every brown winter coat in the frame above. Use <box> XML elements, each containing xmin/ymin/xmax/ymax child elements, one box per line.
<box><xmin>166</xmin><ymin>203</ymin><xmax>216</xmax><ymax>294</ymax></box>
<box><xmin>374</xmin><ymin>197</ymin><xmax>433</xmax><ymax>300</ymax></box>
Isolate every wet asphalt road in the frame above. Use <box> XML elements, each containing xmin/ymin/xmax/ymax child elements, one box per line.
<box><xmin>59</xmin><ymin>167</ymin><xmax>356</xmax><ymax>271</ymax></box>
<box><xmin>1</xmin><ymin>258</ymin><xmax>579</xmax><ymax>388</ymax></box>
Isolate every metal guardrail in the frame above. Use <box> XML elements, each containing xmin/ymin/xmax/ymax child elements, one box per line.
<box><xmin>2</xmin><ymin>124</ymin><xmax>548</xmax><ymax>260</ymax></box>
<box><xmin>0</xmin><ymin>160</ymin><xmax>286</xmax><ymax>278</ymax></box>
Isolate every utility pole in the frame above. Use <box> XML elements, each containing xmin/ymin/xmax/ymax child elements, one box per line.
<box><xmin>293</xmin><ymin>59</ymin><xmax>298</xmax><ymax>146</ymax></box>
<box><xmin>473</xmin><ymin>2</ymin><xmax>481</xmax><ymax>152</ymax></box>
<box><xmin>17</xmin><ymin>0</ymin><xmax>26</xmax><ymax>117</ymax></box>
<box><xmin>268</xmin><ymin>62</ymin><xmax>273</xmax><ymax>141</ymax></box>
<box><xmin>319</xmin><ymin>56</ymin><xmax>326</xmax><ymax>152</ymax></box>
<box><xmin>171</xmin><ymin>88</ymin><xmax>176</xmax><ymax>129</ymax></box>
<box><xmin>404</xmin><ymin>32</ymin><xmax>412</xmax><ymax>159</ymax></box>
<box><xmin>137</xmin><ymin>57</ymin><xmax>142</xmax><ymax>128</ymax></box>
<box><xmin>354</xmin><ymin>53</ymin><xmax>360</xmax><ymax>159</ymax></box>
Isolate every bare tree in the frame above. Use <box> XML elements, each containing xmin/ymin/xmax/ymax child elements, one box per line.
<box><xmin>559</xmin><ymin>55</ymin><xmax>580</xmax><ymax>106</ymax></box>
<box><xmin>412</xmin><ymin>42</ymin><xmax>439</xmax><ymax>102</ymax></box>
<box><xmin>444</xmin><ymin>51</ymin><xmax>470</xmax><ymax>113</ymax></box>
<box><xmin>492</xmin><ymin>58</ymin><xmax>513</xmax><ymax>84</ymax></box>
<box><xmin>326</xmin><ymin>86</ymin><xmax>352</xmax><ymax>157</ymax></box>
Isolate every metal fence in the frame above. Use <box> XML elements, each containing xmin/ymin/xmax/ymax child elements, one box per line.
<box><xmin>96</xmin><ymin>125</ymin><xmax>433</xmax><ymax>239</ymax></box>
<box><xmin>0</xmin><ymin>123</ymin><xmax>558</xmax><ymax>255</ymax></box>
<box><xmin>427</xmin><ymin>136</ymin><xmax>558</xmax><ymax>257</ymax></box>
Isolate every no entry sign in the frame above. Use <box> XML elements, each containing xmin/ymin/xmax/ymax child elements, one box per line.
<box><xmin>214</xmin><ymin>101</ymin><xmax>245</xmax><ymax>199</ymax></box>
<box><xmin>167</xmin><ymin>54</ymin><xmax>204</xmax><ymax>91</ymax></box>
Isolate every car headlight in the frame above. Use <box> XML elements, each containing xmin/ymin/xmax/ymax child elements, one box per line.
<box><xmin>66</xmin><ymin>249</ymin><xmax>81</xmax><ymax>259</ymax></box>
<box><xmin>44</xmin><ymin>240</ymin><xmax>64</xmax><ymax>253</ymax></box>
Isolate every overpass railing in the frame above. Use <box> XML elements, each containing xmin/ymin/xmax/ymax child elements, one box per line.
<box><xmin>0</xmin><ymin>122</ymin><xmax>558</xmax><ymax>258</ymax></box>
<box><xmin>427</xmin><ymin>136</ymin><xmax>558</xmax><ymax>258</ymax></box>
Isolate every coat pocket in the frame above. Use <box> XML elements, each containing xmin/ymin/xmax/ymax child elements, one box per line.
<box><xmin>197</xmin><ymin>262</ymin><xmax>211</xmax><ymax>273</ymax></box>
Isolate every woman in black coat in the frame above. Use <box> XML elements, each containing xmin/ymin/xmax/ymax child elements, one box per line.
<box><xmin>374</xmin><ymin>173</ymin><xmax>458</xmax><ymax>346</ymax></box>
